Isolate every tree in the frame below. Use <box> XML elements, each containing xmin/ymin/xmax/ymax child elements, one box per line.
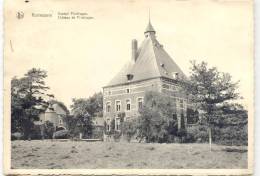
<box><xmin>121</xmin><ymin>120</ymin><xmax>137</xmax><ymax>142</ymax></box>
<box><xmin>187</xmin><ymin>61</ymin><xmax>241</xmax><ymax>149</ymax></box>
<box><xmin>44</xmin><ymin>121</ymin><xmax>55</xmax><ymax>139</ymax></box>
<box><xmin>137</xmin><ymin>91</ymin><xmax>178</xmax><ymax>143</ymax></box>
<box><xmin>71</xmin><ymin>92</ymin><xmax>103</xmax><ymax>117</ymax></box>
<box><xmin>11</xmin><ymin>68</ymin><xmax>52</xmax><ymax>139</ymax></box>
<box><xmin>70</xmin><ymin>92</ymin><xmax>103</xmax><ymax>138</ymax></box>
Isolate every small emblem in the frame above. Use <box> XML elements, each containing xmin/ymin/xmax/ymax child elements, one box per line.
<box><xmin>16</xmin><ymin>11</ymin><xmax>24</xmax><ymax>19</ymax></box>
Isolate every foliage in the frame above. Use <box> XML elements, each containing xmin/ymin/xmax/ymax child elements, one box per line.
<box><xmin>65</xmin><ymin>114</ymin><xmax>93</xmax><ymax>138</ymax></box>
<box><xmin>186</xmin><ymin>108</ymin><xmax>199</xmax><ymax>124</ymax></box>
<box><xmin>186</xmin><ymin>104</ymin><xmax>248</xmax><ymax>145</ymax></box>
<box><xmin>11</xmin><ymin>68</ymin><xmax>52</xmax><ymax>139</ymax></box>
<box><xmin>53</xmin><ymin>129</ymin><xmax>70</xmax><ymax>139</ymax></box>
<box><xmin>71</xmin><ymin>92</ymin><xmax>103</xmax><ymax>117</ymax></box>
<box><xmin>69</xmin><ymin>92</ymin><xmax>103</xmax><ymax>138</ymax></box>
<box><xmin>30</xmin><ymin>123</ymin><xmax>44</xmax><ymax>140</ymax></box>
<box><xmin>105</xmin><ymin>119</ymin><xmax>115</xmax><ymax>135</ymax></box>
<box><xmin>187</xmin><ymin>125</ymin><xmax>209</xmax><ymax>143</ymax></box>
<box><xmin>186</xmin><ymin>61</ymin><xmax>242</xmax><ymax>145</ymax></box>
<box><xmin>113</xmin><ymin>131</ymin><xmax>122</xmax><ymax>141</ymax></box>
<box><xmin>187</xmin><ymin>123</ymin><xmax>248</xmax><ymax>146</ymax></box>
<box><xmin>11</xmin><ymin>132</ymin><xmax>23</xmax><ymax>140</ymax></box>
<box><xmin>137</xmin><ymin>91</ymin><xmax>178</xmax><ymax>143</ymax></box>
<box><xmin>121</xmin><ymin>120</ymin><xmax>137</xmax><ymax>142</ymax></box>
<box><xmin>44</xmin><ymin>121</ymin><xmax>55</xmax><ymax>139</ymax></box>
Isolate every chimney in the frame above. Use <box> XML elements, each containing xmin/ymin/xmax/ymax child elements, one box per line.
<box><xmin>131</xmin><ymin>39</ymin><xmax>138</xmax><ymax>62</ymax></box>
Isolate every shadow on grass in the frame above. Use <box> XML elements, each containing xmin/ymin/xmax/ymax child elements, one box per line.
<box><xmin>222</xmin><ymin>148</ymin><xmax>247</xmax><ymax>153</ymax></box>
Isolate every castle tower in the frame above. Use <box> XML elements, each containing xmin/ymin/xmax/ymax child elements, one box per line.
<box><xmin>103</xmin><ymin>19</ymin><xmax>190</xmax><ymax>137</ymax></box>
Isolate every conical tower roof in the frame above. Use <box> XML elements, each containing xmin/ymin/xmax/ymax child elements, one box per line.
<box><xmin>145</xmin><ymin>20</ymin><xmax>156</xmax><ymax>34</ymax></box>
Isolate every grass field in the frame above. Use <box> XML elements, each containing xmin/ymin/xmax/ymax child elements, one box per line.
<box><xmin>11</xmin><ymin>140</ymin><xmax>247</xmax><ymax>169</ymax></box>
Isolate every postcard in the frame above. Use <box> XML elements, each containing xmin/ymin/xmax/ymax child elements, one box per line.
<box><xmin>4</xmin><ymin>0</ymin><xmax>254</xmax><ymax>175</ymax></box>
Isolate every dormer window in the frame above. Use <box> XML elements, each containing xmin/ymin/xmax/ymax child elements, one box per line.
<box><xmin>172</xmin><ymin>72</ymin><xmax>179</xmax><ymax>79</ymax></box>
<box><xmin>160</xmin><ymin>63</ymin><xmax>165</xmax><ymax>67</ymax></box>
<box><xmin>59</xmin><ymin>119</ymin><xmax>63</xmax><ymax>125</ymax></box>
<box><xmin>126</xmin><ymin>74</ymin><xmax>134</xmax><ymax>81</ymax></box>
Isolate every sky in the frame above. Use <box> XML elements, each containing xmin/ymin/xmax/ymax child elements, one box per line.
<box><xmin>5</xmin><ymin>0</ymin><xmax>253</xmax><ymax>109</ymax></box>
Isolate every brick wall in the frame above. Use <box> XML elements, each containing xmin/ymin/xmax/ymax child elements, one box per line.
<box><xmin>103</xmin><ymin>77</ymin><xmax>189</xmax><ymax>130</ymax></box>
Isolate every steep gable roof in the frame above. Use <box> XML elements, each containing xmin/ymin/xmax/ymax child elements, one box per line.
<box><xmin>105</xmin><ymin>21</ymin><xmax>186</xmax><ymax>87</ymax></box>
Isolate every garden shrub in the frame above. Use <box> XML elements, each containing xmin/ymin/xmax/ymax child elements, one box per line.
<box><xmin>113</xmin><ymin>131</ymin><xmax>122</xmax><ymax>142</ymax></box>
<box><xmin>53</xmin><ymin>129</ymin><xmax>70</xmax><ymax>139</ymax></box>
<box><xmin>215</xmin><ymin>125</ymin><xmax>248</xmax><ymax>146</ymax></box>
<box><xmin>11</xmin><ymin>132</ymin><xmax>23</xmax><ymax>140</ymax></box>
<box><xmin>44</xmin><ymin>121</ymin><xmax>55</xmax><ymax>139</ymax></box>
<box><xmin>121</xmin><ymin>120</ymin><xmax>137</xmax><ymax>142</ymax></box>
<box><xmin>186</xmin><ymin>125</ymin><xmax>208</xmax><ymax>143</ymax></box>
<box><xmin>186</xmin><ymin>124</ymin><xmax>247</xmax><ymax>145</ymax></box>
<box><xmin>30</xmin><ymin>124</ymin><xmax>44</xmax><ymax>140</ymax></box>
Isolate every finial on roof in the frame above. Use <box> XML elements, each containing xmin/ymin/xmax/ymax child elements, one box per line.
<box><xmin>149</xmin><ymin>8</ymin><xmax>151</xmax><ymax>23</ymax></box>
<box><xmin>144</xmin><ymin>9</ymin><xmax>156</xmax><ymax>35</ymax></box>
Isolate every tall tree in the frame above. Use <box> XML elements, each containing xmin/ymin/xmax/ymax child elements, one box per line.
<box><xmin>71</xmin><ymin>92</ymin><xmax>103</xmax><ymax>117</ymax></box>
<box><xmin>70</xmin><ymin>92</ymin><xmax>103</xmax><ymax>138</ymax></box>
<box><xmin>11</xmin><ymin>68</ymin><xmax>51</xmax><ymax>139</ymax></box>
<box><xmin>187</xmin><ymin>61</ymin><xmax>240</xmax><ymax>149</ymax></box>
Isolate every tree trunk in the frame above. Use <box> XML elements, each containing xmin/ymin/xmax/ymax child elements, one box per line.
<box><xmin>209</xmin><ymin>126</ymin><xmax>212</xmax><ymax>151</ymax></box>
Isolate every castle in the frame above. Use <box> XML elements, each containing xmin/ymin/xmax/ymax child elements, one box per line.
<box><xmin>103</xmin><ymin>19</ymin><xmax>191</xmax><ymax>134</ymax></box>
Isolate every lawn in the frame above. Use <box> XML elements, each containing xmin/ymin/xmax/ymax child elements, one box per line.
<box><xmin>11</xmin><ymin>140</ymin><xmax>247</xmax><ymax>169</ymax></box>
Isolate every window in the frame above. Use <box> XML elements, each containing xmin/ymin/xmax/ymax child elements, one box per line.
<box><xmin>126</xmin><ymin>89</ymin><xmax>130</xmax><ymax>93</ymax></box>
<box><xmin>126</xmin><ymin>74</ymin><xmax>134</xmax><ymax>81</ymax></box>
<box><xmin>162</xmin><ymin>84</ymin><xmax>170</xmax><ymax>89</ymax></box>
<box><xmin>115</xmin><ymin>118</ymin><xmax>121</xmax><ymax>131</ymax></box>
<box><xmin>126</xmin><ymin>99</ymin><xmax>131</xmax><ymax>111</ymax></box>
<box><xmin>59</xmin><ymin>119</ymin><xmax>63</xmax><ymax>125</ymax></box>
<box><xmin>137</xmin><ymin>97</ymin><xmax>143</xmax><ymax>110</ymax></box>
<box><xmin>106</xmin><ymin>102</ymin><xmax>111</xmax><ymax>112</ymax></box>
<box><xmin>115</xmin><ymin>100</ymin><xmax>121</xmax><ymax>112</ymax></box>
<box><xmin>172</xmin><ymin>72</ymin><xmax>179</xmax><ymax>79</ymax></box>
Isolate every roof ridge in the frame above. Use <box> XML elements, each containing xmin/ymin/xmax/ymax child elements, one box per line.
<box><xmin>150</xmin><ymin>37</ymin><xmax>163</xmax><ymax>78</ymax></box>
